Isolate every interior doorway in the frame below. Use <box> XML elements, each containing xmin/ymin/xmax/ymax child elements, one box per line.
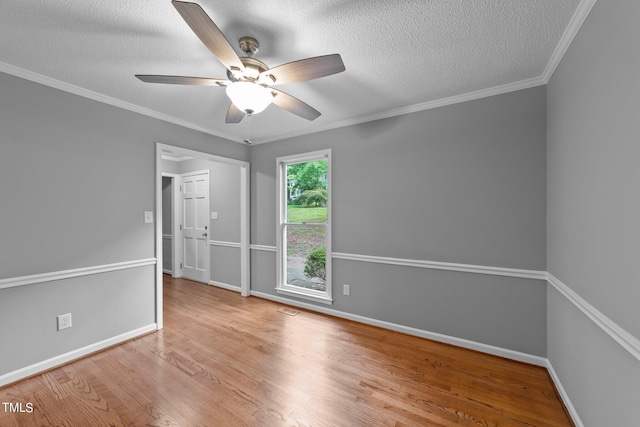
<box><xmin>155</xmin><ymin>143</ymin><xmax>250</xmax><ymax>329</ymax></box>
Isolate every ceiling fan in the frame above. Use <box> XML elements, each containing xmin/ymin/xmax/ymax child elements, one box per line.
<box><xmin>136</xmin><ymin>0</ymin><xmax>345</xmax><ymax>124</ymax></box>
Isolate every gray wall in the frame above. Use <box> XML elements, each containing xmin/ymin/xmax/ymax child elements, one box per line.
<box><xmin>546</xmin><ymin>0</ymin><xmax>640</xmax><ymax>424</ymax></box>
<box><xmin>0</xmin><ymin>71</ymin><xmax>248</xmax><ymax>376</ymax></box>
<box><xmin>251</xmin><ymin>86</ymin><xmax>548</xmax><ymax>356</ymax></box>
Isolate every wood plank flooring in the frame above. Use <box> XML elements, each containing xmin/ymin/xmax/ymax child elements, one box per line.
<box><xmin>0</xmin><ymin>276</ymin><xmax>573</xmax><ymax>426</ymax></box>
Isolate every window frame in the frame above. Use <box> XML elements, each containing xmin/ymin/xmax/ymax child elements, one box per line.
<box><xmin>276</xmin><ymin>149</ymin><xmax>332</xmax><ymax>304</ymax></box>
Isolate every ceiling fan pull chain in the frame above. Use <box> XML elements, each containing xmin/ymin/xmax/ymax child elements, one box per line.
<box><xmin>244</xmin><ymin>112</ymin><xmax>253</xmax><ymax>145</ymax></box>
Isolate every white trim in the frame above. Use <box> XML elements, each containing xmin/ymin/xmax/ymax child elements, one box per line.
<box><xmin>239</xmin><ymin>163</ymin><xmax>251</xmax><ymax>297</ymax></box>
<box><xmin>276</xmin><ymin>149</ymin><xmax>332</xmax><ymax>303</ymax></box>
<box><xmin>179</xmin><ymin>169</ymin><xmax>210</xmax><ymax>178</ymax></box>
<box><xmin>253</xmin><ymin>77</ymin><xmax>546</xmax><ymax>144</ymax></box>
<box><xmin>275</xmin><ymin>287</ymin><xmax>334</xmax><ymax>305</ymax></box>
<box><xmin>161</xmin><ymin>154</ymin><xmax>193</xmax><ymax>162</ymax></box>
<box><xmin>0</xmin><ymin>60</ymin><xmax>544</xmax><ymax>147</ymax></box>
<box><xmin>209</xmin><ymin>280</ymin><xmax>241</xmax><ymax>293</ymax></box>
<box><xmin>0</xmin><ymin>324</ymin><xmax>157</xmax><ymax>388</ymax></box>
<box><xmin>0</xmin><ymin>61</ymin><xmax>240</xmax><ymax>144</ymax></box>
<box><xmin>250</xmin><ymin>291</ymin><xmax>546</xmax><ymax>366</ymax></box>
<box><xmin>155</xmin><ymin>148</ymin><xmax>165</xmax><ymax>328</ymax></box>
<box><xmin>248</xmin><ymin>248</ymin><xmax>546</xmax><ymax>281</ymax></box>
<box><xmin>546</xmin><ymin>360</ymin><xmax>585</xmax><ymax>427</ymax></box>
<box><xmin>333</xmin><ymin>252</ymin><xmax>547</xmax><ymax>280</ymax></box>
<box><xmin>0</xmin><ymin>258</ymin><xmax>157</xmax><ymax>290</ymax></box>
<box><xmin>547</xmin><ymin>273</ymin><xmax>640</xmax><ymax>362</ymax></box>
<box><xmin>542</xmin><ymin>0</ymin><xmax>598</xmax><ymax>82</ymax></box>
<box><xmin>250</xmin><ymin>244</ymin><xmax>277</xmax><ymax>252</ymax></box>
<box><xmin>159</xmin><ymin>144</ymin><xmax>249</xmax><ymax>168</ymax></box>
<box><xmin>275</xmin><ymin>149</ymin><xmax>331</xmax><ymax>164</ymax></box>
<box><xmin>163</xmin><ymin>269</ymin><xmax>173</xmax><ymax>275</ymax></box>
<box><xmin>209</xmin><ymin>240</ymin><xmax>242</xmax><ymax>249</ymax></box>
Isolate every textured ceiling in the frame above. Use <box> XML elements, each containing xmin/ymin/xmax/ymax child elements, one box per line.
<box><xmin>0</xmin><ymin>0</ymin><xmax>583</xmax><ymax>144</ymax></box>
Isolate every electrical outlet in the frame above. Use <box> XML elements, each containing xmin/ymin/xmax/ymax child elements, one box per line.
<box><xmin>343</xmin><ymin>284</ymin><xmax>350</xmax><ymax>296</ymax></box>
<box><xmin>57</xmin><ymin>313</ymin><xmax>72</xmax><ymax>331</ymax></box>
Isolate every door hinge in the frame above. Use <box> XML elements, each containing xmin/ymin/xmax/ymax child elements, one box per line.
<box><xmin>180</xmin><ymin>224</ymin><xmax>182</xmax><ymax>230</ymax></box>
<box><xmin>180</xmin><ymin>262</ymin><xmax>183</xmax><ymax>269</ymax></box>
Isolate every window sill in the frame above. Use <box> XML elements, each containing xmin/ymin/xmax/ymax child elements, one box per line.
<box><xmin>275</xmin><ymin>287</ymin><xmax>333</xmax><ymax>305</ymax></box>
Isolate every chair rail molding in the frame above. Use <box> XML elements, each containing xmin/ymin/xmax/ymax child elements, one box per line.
<box><xmin>332</xmin><ymin>252</ymin><xmax>547</xmax><ymax>280</ymax></box>
<box><xmin>0</xmin><ymin>258</ymin><xmax>157</xmax><ymax>290</ymax></box>
<box><xmin>547</xmin><ymin>272</ymin><xmax>640</xmax><ymax>362</ymax></box>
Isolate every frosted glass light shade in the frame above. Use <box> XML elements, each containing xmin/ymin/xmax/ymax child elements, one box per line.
<box><xmin>226</xmin><ymin>82</ymin><xmax>273</xmax><ymax>114</ymax></box>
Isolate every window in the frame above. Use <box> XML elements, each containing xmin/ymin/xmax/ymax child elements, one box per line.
<box><xmin>276</xmin><ymin>149</ymin><xmax>332</xmax><ymax>304</ymax></box>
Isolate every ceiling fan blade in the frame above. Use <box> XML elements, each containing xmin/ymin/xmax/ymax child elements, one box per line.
<box><xmin>225</xmin><ymin>103</ymin><xmax>245</xmax><ymax>123</ymax></box>
<box><xmin>271</xmin><ymin>89</ymin><xmax>321</xmax><ymax>121</ymax></box>
<box><xmin>259</xmin><ymin>54</ymin><xmax>345</xmax><ymax>85</ymax></box>
<box><xmin>135</xmin><ymin>75</ymin><xmax>229</xmax><ymax>86</ymax></box>
<box><xmin>172</xmin><ymin>1</ymin><xmax>244</xmax><ymax>73</ymax></box>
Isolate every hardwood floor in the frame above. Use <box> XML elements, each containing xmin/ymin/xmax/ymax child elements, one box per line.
<box><xmin>0</xmin><ymin>276</ymin><xmax>573</xmax><ymax>426</ymax></box>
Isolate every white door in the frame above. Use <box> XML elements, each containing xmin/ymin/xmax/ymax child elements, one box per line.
<box><xmin>181</xmin><ymin>171</ymin><xmax>210</xmax><ymax>283</ymax></box>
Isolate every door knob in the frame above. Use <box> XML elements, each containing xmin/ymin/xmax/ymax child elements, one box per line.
<box><xmin>202</xmin><ymin>232</ymin><xmax>208</xmax><ymax>237</ymax></box>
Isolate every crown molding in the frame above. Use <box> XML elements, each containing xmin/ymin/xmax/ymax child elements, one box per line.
<box><xmin>542</xmin><ymin>0</ymin><xmax>598</xmax><ymax>82</ymax></box>
<box><xmin>0</xmin><ymin>61</ymin><xmax>239</xmax><ymax>143</ymax></box>
<box><xmin>254</xmin><ymin>76</ymin><xmax>546</xmax><ymax>144</ymax></box>
<box><xmin>1</xmin><ymin>0</ymin><xmax>596</xmax><ymax>145</ymax></box>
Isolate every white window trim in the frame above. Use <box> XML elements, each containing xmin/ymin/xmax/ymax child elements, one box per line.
<box><xmin>276</xmin><ymin>149</ymin><xmax>332</xmax><ymax>304</ymax></box>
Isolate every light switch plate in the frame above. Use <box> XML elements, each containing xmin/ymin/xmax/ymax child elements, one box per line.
<box><xmin>144</xmin><ymin>211</ymin><xmax>153</xmax><ymax>223</ymax></box>
<box><xmin>211</xmin><ymin>212</ymin><xmax>218</xmax><ymax>220</ymax></box>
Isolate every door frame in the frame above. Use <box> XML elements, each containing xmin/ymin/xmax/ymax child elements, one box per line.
<box><xmin>155</xmin><ymin>143</ymin><xmax>251</xmax><ymax>329</ymax></box>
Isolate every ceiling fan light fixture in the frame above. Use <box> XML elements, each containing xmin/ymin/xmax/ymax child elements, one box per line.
<box><xmin>226</xmin><ymin>81</ymin><xmax>273</xmax><ymax>114</ymax></box>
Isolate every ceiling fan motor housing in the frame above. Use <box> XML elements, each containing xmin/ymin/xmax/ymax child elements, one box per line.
<box><xmin>227</xmin><ymin>56</ymin><xmax>270</xmax><ymax>81</ymax></box>
<box><xmin>239</xmin><ymin>36</ymin><xmax>259</xmax><ymax>56</ymax></box>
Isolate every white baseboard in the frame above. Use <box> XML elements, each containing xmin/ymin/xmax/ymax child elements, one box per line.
<box><xmin>209</xmin><ymin>280</ymin><xmax>241</xmax><ymax>293</ymax></box>
<box><xmin>0</xmin><ymin>323</ymin><xmax>157</xmax><ymax>388</ymax></box>
<box><xmin>251</xmin><ymin>290</ymin><xmax>590</xmax><ymax>425</ymax></box>
<box><xmin>546</xmin><ymin>359</ymin><xmax>584</xmax><ymax>427</ymax></box>
<box><xmin>250</xmin><ymin>290</ymin><xmax>546</xmax><ymax>367</ymax></box>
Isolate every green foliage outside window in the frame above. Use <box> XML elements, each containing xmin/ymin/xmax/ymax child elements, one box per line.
<box><xmin>297</xmin><ymin>189</ymin><xmax>328</xmax><ymax>207</ymax></box>
<box><xmin>304</xmin><ymin>246</ymin><xmax>326</xmax><ymax>280</ymax></box>
<box><xmin>287</xmin><ymin>160</ymin><xmax>327</xmax><ymax>204</ymax></box>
